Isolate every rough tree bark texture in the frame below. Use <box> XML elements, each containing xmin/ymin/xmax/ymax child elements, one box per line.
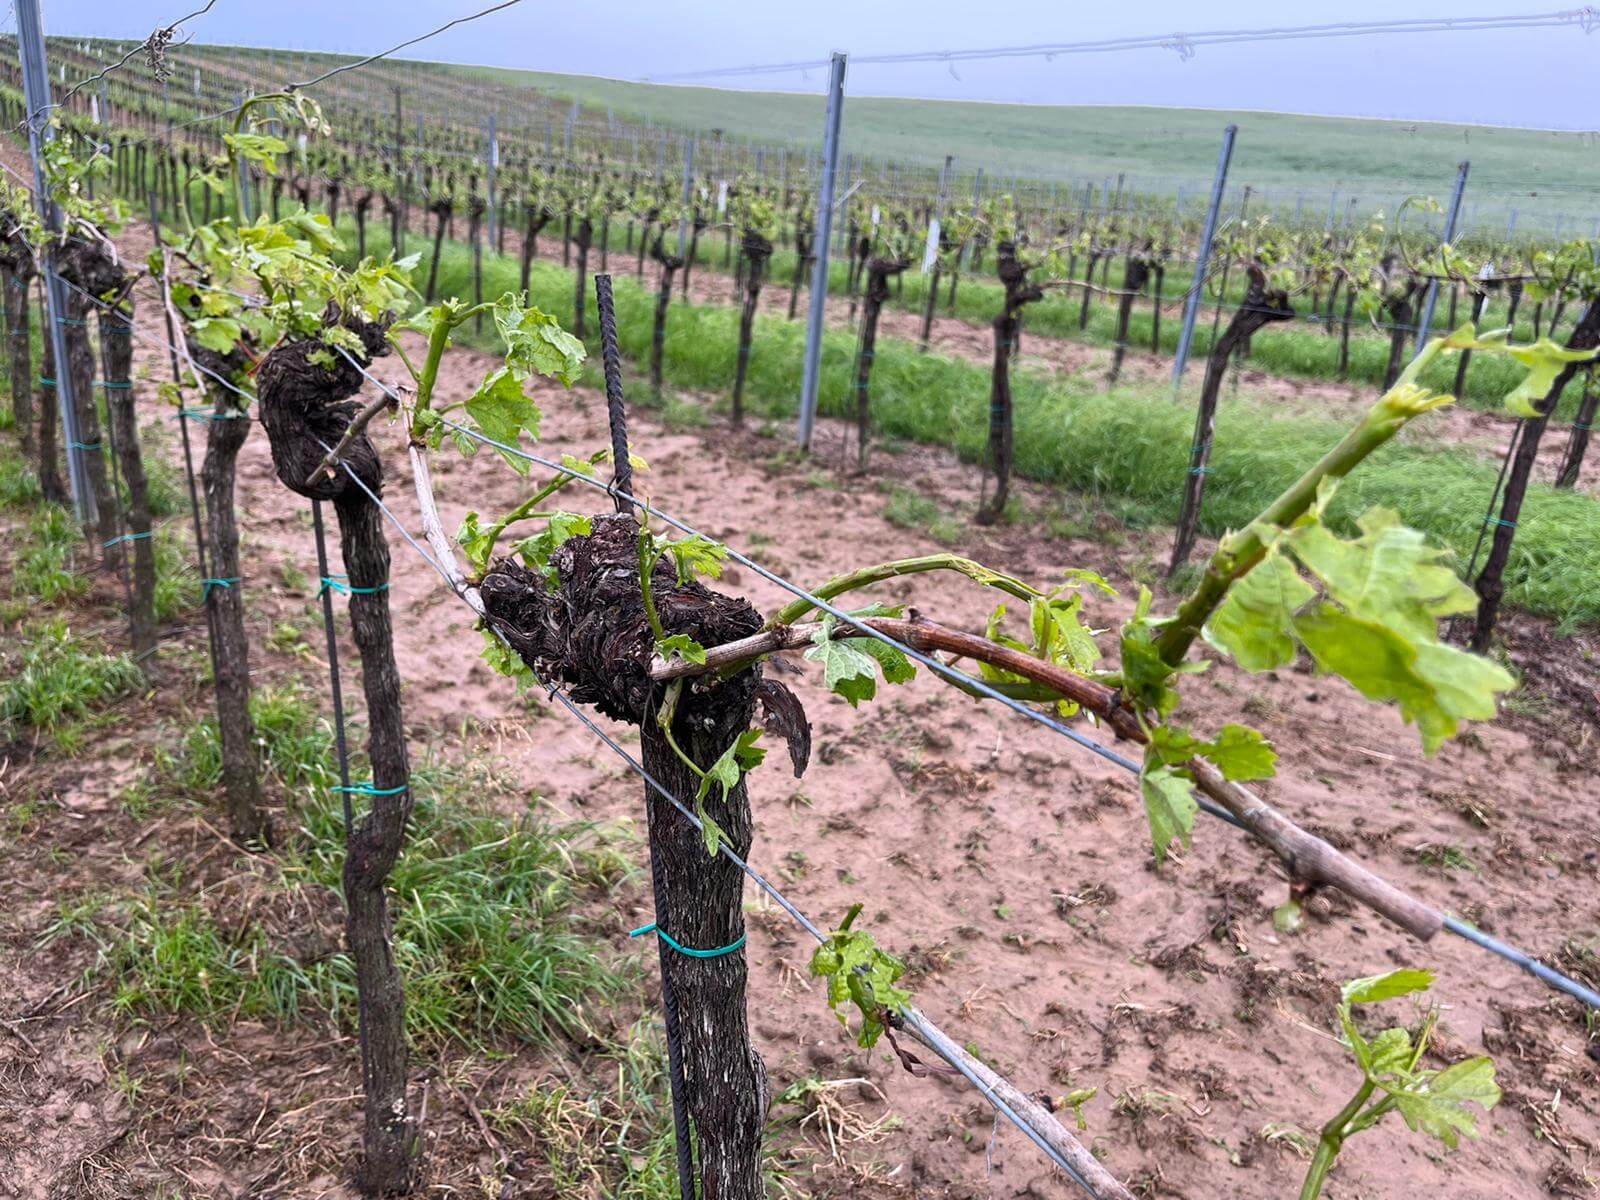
<box><xmin>788</xmin><ymin>220</ymin><xmax>813</xmax><ymax>321</ymax></box>
<box><xmin>1380</xmin><ymin>281</ymin><xmax>1420</xmax><ymax>390</ymax></box>
<box><xmin>58</xmin><ymin>251</ymin><xmax>119</xmax><ymax>556</ymax></box>
<box><xmin>650</xmin><ymin>235</ymin><xmax>682</xmax><ymax>395</ymax></box>
<box><xmin>36</xmin><ymin>307</ymin><xmax>66</xmax><ymax>505</ymax></box>
<box><xmin>573</xmin><ymin>217</ymin><xmax>594</xmax><ymax>340</ymax></box>
<box><xmin>0</xmin><ymin>226</ymin><xmax>34</xmax><ymax>464</ymax></box>
<box><xmin>424</xmin><ymin>196</ymin><xmax>452</xmax><ymax>304</ymax></box>
<box><xmin>1109</xmin><ymin>251</ymin><xmax>1151</xmax><ymax>385</ymax></box>
<box><xmin>481</xmin><ymin>514</ymin><xmax>776</xmax><ymax>1200</ymax></box>
<box><xmin>1453</xmin><ymin>290</ymin><xmax>1490</xmax><ymax>397</ymax></box>
<box><xmin>1555</xmin><ymin>366</ymin><xmax>1596</xmax><ymax>490</ymax></box>
<box><xmin>854</xmin><ymin>257</ymin><xmax>909</xmax><ymax>467</ymax></box>
<box><xmin>732</xmin><ymin>231</ymin><xmax>772</xmax><ymax>426</ymax></box>
<box><xmin>190</xmin><ymin>342</ymin><xmax>269</xmax><ymax>846</ymax></box>
<box><xmin>80</xmin><ymin>243</ymin><xmax>157</xmax><ymax>665</ymax></box>
<box><xmin>257</xmin><ymin>318</ymin><xmax>417</xmax><ymax>1195</ymax></box>
<box><xmin>1168</xmin><ymin>269</ymin><xmax>1295</xmax><ymax>575</ymax></box>
<box><xmin>681</xmin><ymin>217</ymin><xmax>704</xmax><ymax>299</ymax></box>
<box><xmin>1471</xmin><ymin>298</ymin><xmax>1600</xmax><ymax>651</ymax></box>
<box><xmin>977</xmin><ymin>242</ymin><xmax>1043</xmax><ymax>526</ymax></box>
<box><xmin>520</xmin><ymin>206</ymin><xmax>550</xmax><ymax>294</ymax></box>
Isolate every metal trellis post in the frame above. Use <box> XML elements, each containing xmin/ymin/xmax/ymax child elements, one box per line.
<box><xmin>1171</xmin><ymin>124</ymin><xmax>1237</xmax><ymax>391</ymax></box>
<box><xmin>15</xmin><ymin>0</ymin><xmax>92</xmax><ymax>525</ymax></box>
<box><xmin>797</xmin><ymin>51</ymin><xmax>846</xmax><ymax>452</ymax></box>
<box><xmin>1414</xmin><ymin>160</ymin><xmax>1469</xmax><ymax>354</ymax></box>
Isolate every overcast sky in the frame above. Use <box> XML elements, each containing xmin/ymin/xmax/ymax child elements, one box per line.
<box><xmin>39</xmin><ymin>0</ymin><xmax>1600</xmax><ymax>130</ymax></box>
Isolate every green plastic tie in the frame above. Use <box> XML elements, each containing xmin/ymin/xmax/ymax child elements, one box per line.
<box><xmin>103</xmin><ymin>530</ymin><xmax>153</xmax><ymax>549</ymax></box>
<box><xmin>68</xmin><ymin>440</ymin><xmax>102</xmax><ymax>452</ymax></box>
<box><xmin>319</xmin><ymin>574</ymin><xmax>390</xmax><ymax>597</ymax></box>
<box><xmin>37</xmin><ymin>376</ymin><xmax>55</xmax><ymax>387</ymax></box>
<box><xmin>56</xmin><ymin>316</ymin><xmax>87</xmax><ymax>327</ymax></box>
<box><xmin>1574</xmin><ymin>421</ymin><xmax>1594</xmax><ymax>432</ymax></box>
<box><xmin>1485</xmin><ymin>517</ymin><xmax>1517</xmax><ymax>529</ymax></box>
<box><xmin>97</xmin><ymin>380</ymin><xmax>133</xmax><ymax>390</ymax></box>
<box><xmin>1189</xmin><ymin>466</ymin><xmax>1214</xmax><ymax>476</ymax></box>
<box><xmin>202</xmin><ymin>576</ymin><xmax>240</xmax><ymax>598</ymax></box>
<box><xmin>331</xmin><ymin>782</ymin><xmax>409</xmax><ymax>796</ymax></box>
<box><xmin>629</xmin><ymin>922</ymin><xmax>747</xmax><ymax>959</ymax></box>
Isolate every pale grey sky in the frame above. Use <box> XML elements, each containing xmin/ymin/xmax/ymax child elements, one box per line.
<box><xmin>39</xmin><ymin>0</ymin><xmax>1600</xmax><ymax>129</ymax></box>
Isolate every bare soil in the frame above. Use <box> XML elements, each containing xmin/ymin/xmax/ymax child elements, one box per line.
<box><xmin>2</xmin><ymin>207</ymin><xmax>1598</xmax><ymax>1200</ymax></box>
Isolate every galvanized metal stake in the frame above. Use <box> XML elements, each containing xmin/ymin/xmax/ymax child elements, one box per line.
<box><xmin>486</xmin><ymin>114</ymin><xmax>499</xmax><ymax>248</ymax></box>
<box><xmin>15</xmin><ymin>0</ymin><xmax>92</xmax><ymax>524</ymax></box>
<box><xmin>1414</xmin><ymin>160</ymin><xmax>1469</xmax><ymax>354</ymax></box>
<box><xmin>797</xmin><ymin>51</ymin><xmax>846</xmax><ymax>452</ymax></box>
<box><xmin>1171</xmin><ymin>124</ymin><xmax>1238</xmax><ymax>391</ymax></box>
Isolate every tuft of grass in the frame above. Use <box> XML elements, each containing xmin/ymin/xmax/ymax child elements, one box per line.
<box><xmin>166</xmin><ymin>684</ymin><xmax>339</xmax><ymax>803</ymax></box>
<box><xmin>10</xmin><ymin>504</ymin><xmax>91</xmax><ymax>609</ymax></box>
<box><xmin>0</xmin><ymin>620</ymin><xmax>142</xmax><ymax>738</ymax></box>
<box><xmin>881</xmin><ymin>485</ymin><xmax>965</xmax><ymax>544</ymax></box>
<box><xmin>491</xmin><ymin>1021</ymin><xmax>682</xmax><ymax>1198</ymax></box>
<box><xmin>97</xmin><ymin>725</ymin><xmax>631</xmax><ymax>1051</ymax></box>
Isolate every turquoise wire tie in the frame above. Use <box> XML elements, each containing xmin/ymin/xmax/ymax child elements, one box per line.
<box><xmin>1484</xmin><ymin>517</ymin><xmax>1518</xmax><ymax>529</ymax></box>
<box><xmin>97</xmin><ymin>380</ymin><xmax>133</xmax><ymax>390</ymax></box>
<box><xmin>38</xmin><ymin>376</ymin><xmax>55</xmax><ymax>387</ymax></box>
<box><xmin>629</xmin><ymin>922</ymin><xmax>747</xmax><ymax>959</ymax></box>
<box><xmin>1189</xmin><ymin>466</ymin><xmax>1214</xmax><ymax>475</ymax></box>
<box><xmin>103</xmin><ymin>530</ymin><xmax>153</xmax><ymax>548</ymax></box>
<box><xmin>56</xmin><ymin>316</ymin><xmax>87</xmax><ymax>327</ymax></box>
<box><xmin>319</xmin><ymin>573</ymin><xmax>390</xmax><ymax>597</ymax></box>
<box><xmin>331</xmin><ymin>782</ymin><xmax>409</xmax><ymax>796</ymax></box>
<box><xmin>1575</xmin><ymin>421</ymin><xmax>1594</xmax><ymax>431</ymax></box>
<box><xmin>174</xmin><ymin>407</ymin><xmax>220</xmax><ymax>422</ymax></box>
<box><xmin>202</xmin><ymin>576</ymin><xmax>240</xmax><ymax>598</ymax></box>
<box><xmin>69</xmin><ymin>440</ymin><xmax>102</xmax><ymax>451</ymax></box>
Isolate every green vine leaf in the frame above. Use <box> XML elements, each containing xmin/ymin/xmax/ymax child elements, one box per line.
<box><xmin>1287</xmin><ymin>507</ymin><xmax>1476</xmax><ymax>644</ymax></box>
<box><xmin>665</xmin><ymin>533</ymin><xmax>728</xmax><ymax>584</ymax></box>
<box><xmin>494</xmin><ymin>294</ymin><xmax>587</xmax><ymax>386</ymax></box>
<box><xmin>465</xmin><ymin>367</ymin><xmax>540</xmax><ymax>475</ymax></box>
<box><xmin>1203</xmin><ymin>723</ymin><xmax>1278</xmax><ymax>782</ymax></box>
<box><xmin>1139</xmin><ymin>760</ymin><xmax>1197</xmax><ymax>862</ymax></box>
<box><xmin>695</xmin><ymin>730</ymin><xmax>766</xmax><ymax>856</ymax></box>
<box><xmin>1203</xmin><ymin>550</ymin><xmax>1314</xmax><ymax>671</ymax></box>
<box><xmin>658</xmin><ymin>633</ymin><xmax>707</xmax><ymax>665</ymax></box>
<box><xmin>1293</xmin><ymin>605</ymin><xmax>1512</xmax><ymax>754</ymax></box>
<box><xmin>509</xmin><ymin>512</ymin><xmax>592</xmax><ymax>584</ymax></box>
<box><xmin>808</xmin><ymin>903</ymin><xmax>911</xmax><ymax>1048</ymax></box>
<box><xmin>805</xmin><ymin>616</ymin><xmax>914</xmax><ymax>707</ymax></box>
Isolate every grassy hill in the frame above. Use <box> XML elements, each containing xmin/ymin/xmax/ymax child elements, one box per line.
<box><xmin>445</xmin><ymin>64</ymin><xmax>1597</xmax><ymax>234</ymax></box>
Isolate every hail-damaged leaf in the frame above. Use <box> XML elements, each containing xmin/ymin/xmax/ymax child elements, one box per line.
<box><xmin>1120</xmin><ymin>587</ymin><xmax>1203</xmax><ymax>719</ymax></box>
<box><xmin>1139</xmin><ymin>760</ymin><xmax>1197</xmax><ymax>862</ymax></box>
<box><xmin>1446</xmin><ymin>329</ymin><xmax>1598</xmax><ymax>419</ymax></box>
<box><xmin>190</xmin><ymin>316</ymin><xmax>243</xmax><ymax>355</ymax></box>
<box><xmin>480</xmin><ymin>625</ymin><xmax>536</xmax><ymax>689</ymax></box>
<box><xmin>808</xmin><ymin>902</ymin><xmax>911</xmax><ymax>1048</ymax></box>
<box><xmin>805</xmin><ymin>615</ymin><xmax>913</xmax><ymax>706</ymax></box>
<box><xmin>222</xmin><ymin>132</ymin><xmax>289</xmax><ymax>172</ymax></box>
<box><xmin>465</xmin><ymin>366</ymin><xmax>540</xmax><ymax>475</ymax></box>
<box><xmin>665</xmin><ymin>533</ymin><xmax>728</xmax><ymax>584</ymax></box>
<box><xmin>1204</xmin><ymin>724</ymin><xmax>1277</xmax><ymax>781</ymax></box>
<box><xmin>1288</xmin><ymin>506</ymin><xmax>1475</xmax><ymax>644</ymax></box>
<box><xmin>495</xmin><ymin>295</ymin><xmax>587</xmax><ymax>386</ymax></box>
<box><xmin>755</xmin><ymin>678</ymin><xmax>812</xmax><ymax>777</ymax></box>
<box><xmin>1392</xmin><ymin>1057</ymin><xmax>1501</xmax><ymax>1148</ymax></box>
<box><xmin>695</xmin><ymin>730</ymin><xmax>766</xmax><ymax>856</ymax></box>
<box><xmin>457</xmin><ymin>511</ymin><xmax>494</xmax><ymax>574</ymax></box>
<box><xmin>510</xmin><ymin>512</ymin><xmax>592</xmax><ymax>585</ymax></box>
<box><xmin>1293</xmin><ymin>604</ymin><xmax>1512</xmax><ymax>754</ymax></box>
<box><xmin>1204</xmin><ymin>550</ymin><xmax>1315</xmax><ymax>671</ymax></box>
<box><xmin>657</xmin><ymin>633</ymin><xmax>707</xmax><ymax>665</ymax></box>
